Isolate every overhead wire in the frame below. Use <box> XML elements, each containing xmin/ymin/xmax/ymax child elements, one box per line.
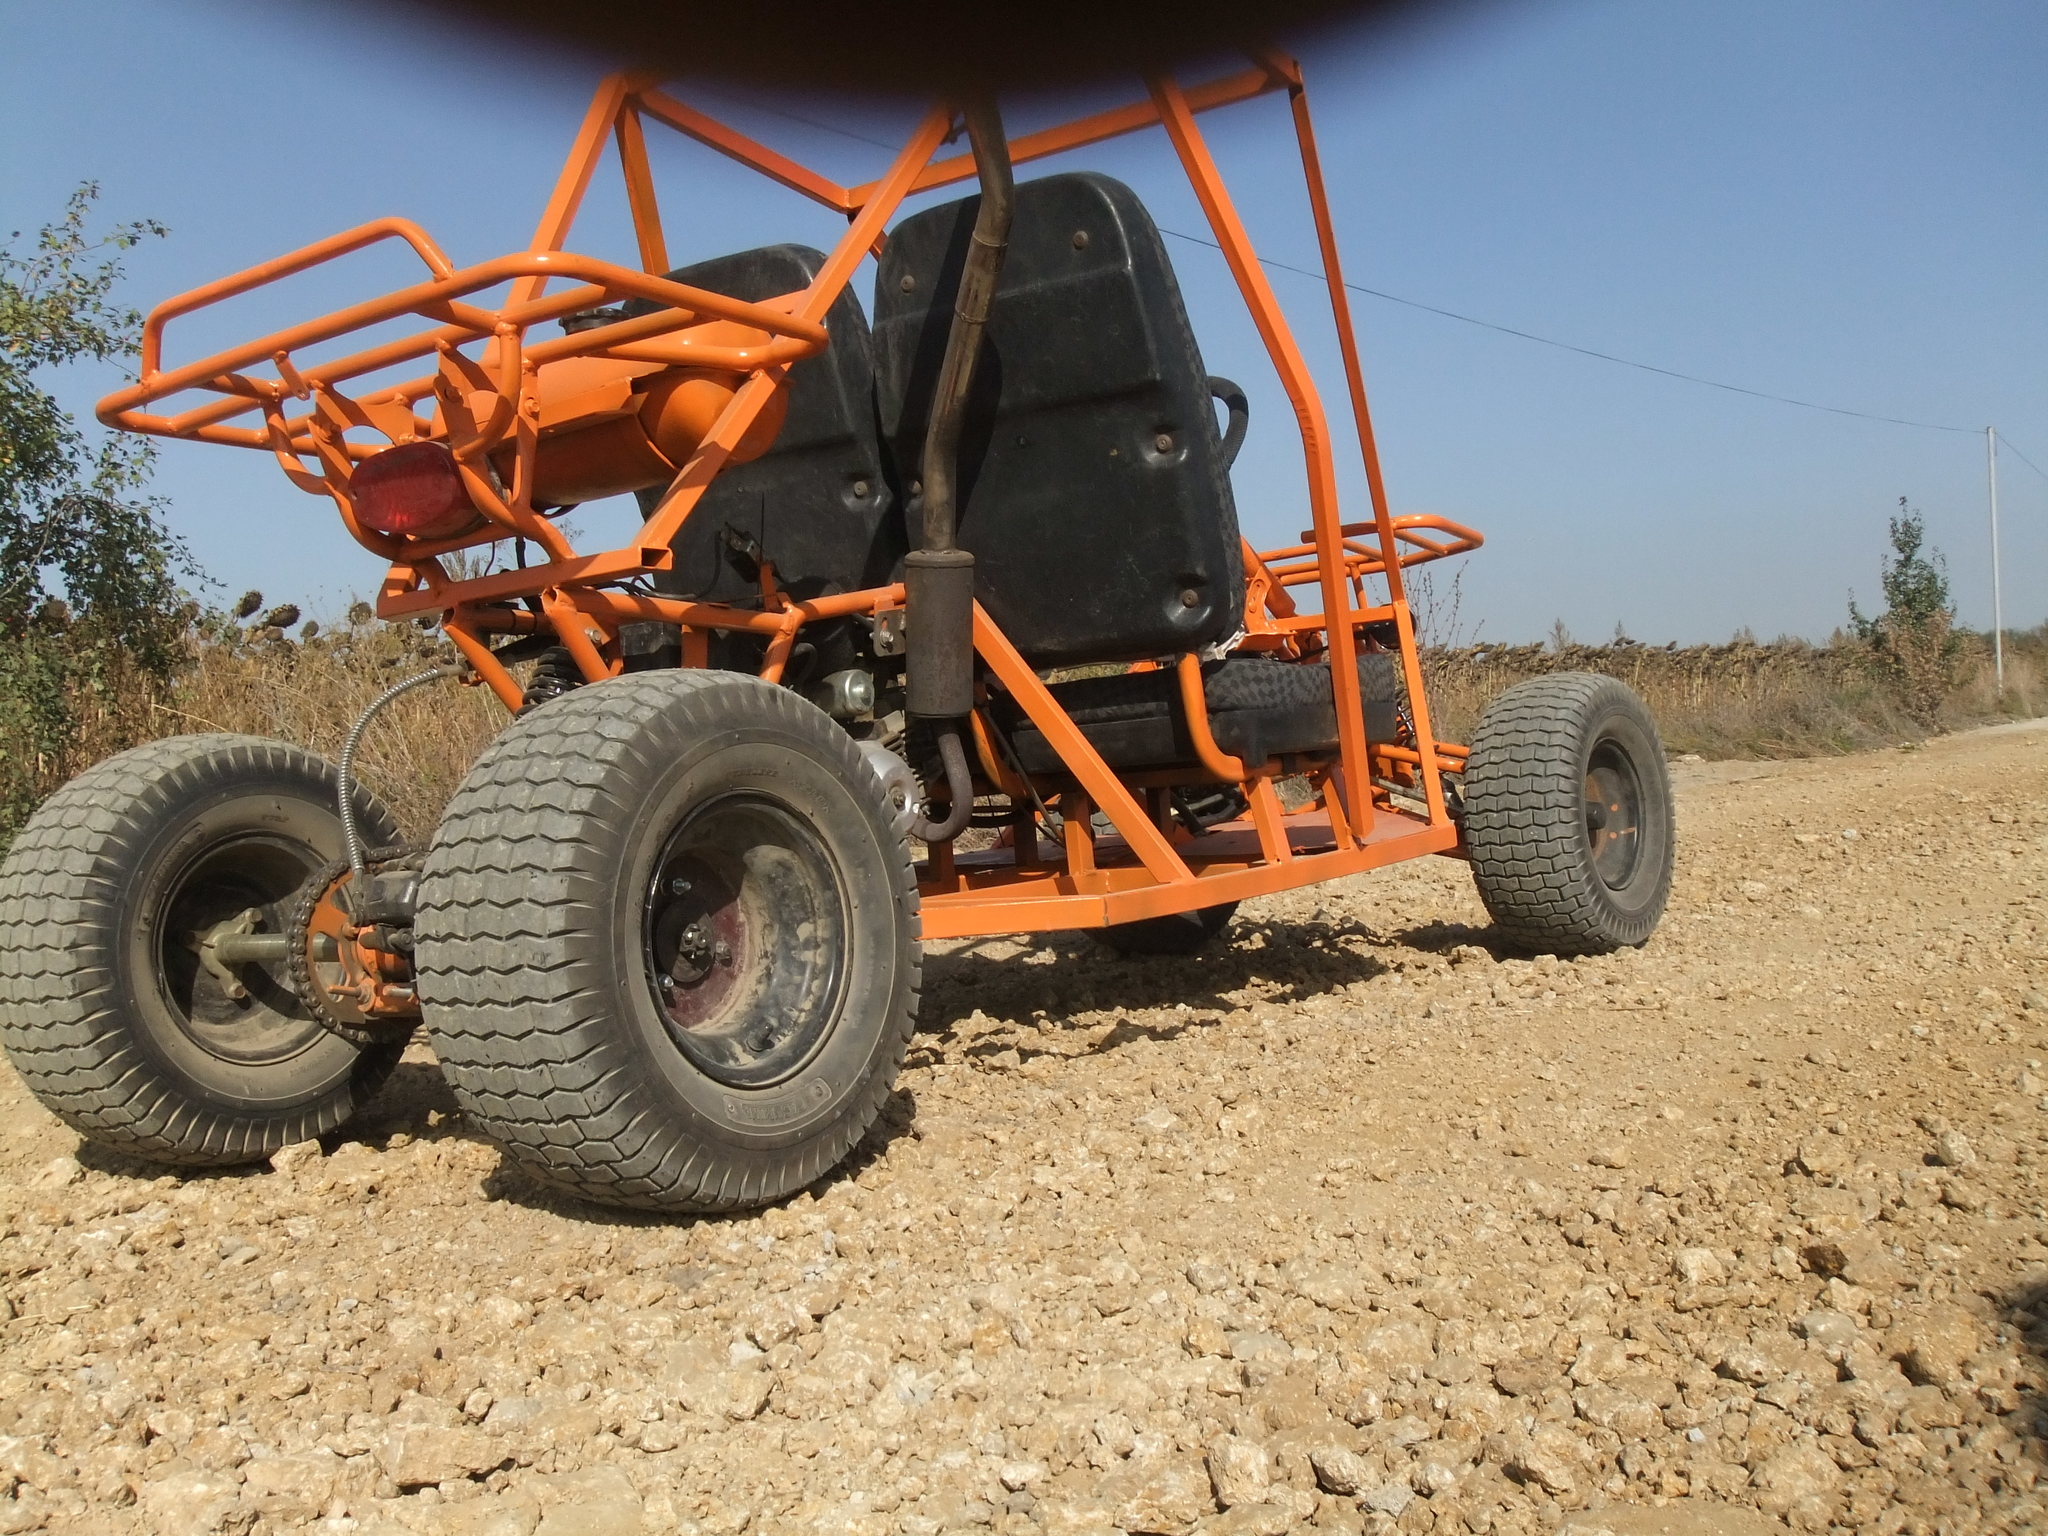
<box><xmin>1155</xmin><ymin>226</ymin><xmax>1983</xmax><ymax>436</ymax></box>
<box><xmin>1996</xmin><ymin>435</ymin><xmax>2048</xmax><ymax>484</ymax></box>
<box><xmin>683</xmin><ymin>85</ymin><xmax>2023</xmax><ymax>453</ymax></box>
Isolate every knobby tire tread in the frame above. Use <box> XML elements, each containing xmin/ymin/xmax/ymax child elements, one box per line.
<box><xmin>1462</xmin><ymin>674</ymin><xmax>1672</xmax><ymax>956</ymax></box>
<box><xmin>0</xmin><ymin>735</ymin><xmax>405</xmax><ymax>1165</ymax></box>
<box><xmin>416</xmin><ymin>671</ymin><xmax>921</xmax><ymax>1214</ymax></box>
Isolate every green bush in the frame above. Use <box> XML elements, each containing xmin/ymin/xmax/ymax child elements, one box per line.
<box><xmin>0</xmin><ymin>185</ymin><xmax>190</xmax><ymax>851</ymax></box>
<box><xmin>1848</xmin><ymin>498</ymin><xmax>1962</xmax><ymax>724</ymax></box>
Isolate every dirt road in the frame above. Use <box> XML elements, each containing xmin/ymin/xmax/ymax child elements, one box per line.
<box><xmin>1</xmin><ymin>722</ymin><xmax>2043</xmax><ymax>1536</ymax></box>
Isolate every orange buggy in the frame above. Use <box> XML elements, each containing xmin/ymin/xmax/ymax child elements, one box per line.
<box><xmin>0</xmin><ymin>58</ymin><xmax>1672</xmax><ymax>1211</ymax></box>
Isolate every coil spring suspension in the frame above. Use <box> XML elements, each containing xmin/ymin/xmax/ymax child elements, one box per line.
<box><xmin>519</xmin><ymin>646</ymin><xmax>582</xmax><ymax>713</ymax></box>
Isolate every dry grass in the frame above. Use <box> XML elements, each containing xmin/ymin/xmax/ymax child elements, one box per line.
<box><xmin>19</xmin><ymin>618</ymin><xmax>2045</xmax><ymax>854</ymax></box>
<box><xmin>168</xmin><ymin>623</ymin><xmax>507</xmax><ymax>841</ymax></box>
<box><xmin>50</xmin><ymin>616</ymin><xmax>503</xmax><ymax>844</ymax></box>
<box><xmin>1421</xmin><ymin>629</ymin><xmax>2045</xmax><ymax>757</ymax></box>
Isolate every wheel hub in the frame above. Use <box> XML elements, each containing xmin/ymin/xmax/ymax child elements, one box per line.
<box><xmin>285</xmin><ymin>852</ymin><xmax>423</xmax><ymax>1045</ymax></box>
<box><xmin>1584</xmin><ymin>741</ymin><xmax>1644</xmax><ymax>890</ymax></box>
<box><xmin>641</xmin><ymin>795</ymin><xmax>848</xmax><ymax>1089</ymax></box>
<box><xmin>158</xmin><ymin>833</ymin><xmax>332</xmax><ymax>1065</ymax></box>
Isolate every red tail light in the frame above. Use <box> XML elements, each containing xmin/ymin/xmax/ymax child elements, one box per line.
<box><xmin>349</xmin><ymin>442</ymin><xmax>481</xmax><ymax>540</ymax></box>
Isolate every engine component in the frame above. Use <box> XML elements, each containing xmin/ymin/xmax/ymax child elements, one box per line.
<box><xmin>812</xmin><ymin>668</ymin><xmax>878</xmax><ymax>720</ymax></box>
<box><xmin>286</xmin><ymin>849</ymin><xmax>424</xmax><ymax>1045</ymax></box>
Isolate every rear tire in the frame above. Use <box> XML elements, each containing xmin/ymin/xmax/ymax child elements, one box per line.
<box><xmin>0</xmin><ymin>735</ymin><xmax>408</xmax><ymax>1166</ymax></box>
<box><xmin>1462</xmin><ymin>674</ymin><xmax>1674</xmax><ymax>955</ymax></box>
<box><xmin>1095</xmin><ymin>901</ymin><xmax>1239</xmax><ymax>956</ymax></box>
<box><xmin>416</xmin><ymin>670</ymin><xmax>921</xmax><ymax>1213</ymax></box>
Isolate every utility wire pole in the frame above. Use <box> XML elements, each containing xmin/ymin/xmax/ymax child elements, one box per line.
<box><xmin>1986</xmin><ymin>427</ymin><xmax>2005</xmax><ymax>695</ymax></box>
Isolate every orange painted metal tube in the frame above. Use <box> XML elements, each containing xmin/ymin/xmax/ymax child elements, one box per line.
<box><xmin>443</xmin><ymin>621</ymin><xmax>524</xmax><ymax>712</ymax></box>
<box><xmin>919</xmin><ymin>811</ymin><xmax>1459</xmax><ymax>938</ymax></box>
<box><xmin>967</xmin><ymin>710</ymin><xmax>1033</xmax><ymax>801</ymax></box>
<box><xmin>1150</xmin><ymin>74</ymin><xmax>1370</xmax><ymax>839</ymax></box>
<box><xmin>1377</xmin><ymin>741</ymin><xmax>1469</xmax><ymax>771</ymax></box>
<box><xmin>793</xmin><ymin>103</ymin><xmax>956</xmax><ymax>328</ymax></box>
<box><xmin>1246</xmin><ymin>777</ymin><xmax>1293</xmax><ymax>865</ymax></box>
<box><xmin>541</xmin><ymin>591</ymin><xmax>621</xmax><ymax>685</ymax></box>
<box><xmin>138</xmin><ymin>217</ymin><xmax>454</xmax><ymax>378</ymax></box>
<box><xmin>758</xmin><ymin>613</ymin><xmax>806</xmax><ymax>685</ymax></box>
<box><xmin>613</xmin><ymin>107</ymin><xmax>671</xmax><ymax>275</ymax></box>
<box><xmin>848</xmin><ymin>64</ymin><xmax>1287</xmax><ymax>203</ymax></box>
<box><xmin>1283</xmin><ymin>72</ymin><xmax>1449</xmax><ymax>824</ymax></box>
<box><xmin>1173</xmin><ymin>653</ymin><xmax>1250</xmax><ymax>783</ymax></box>
<box><xmin>105</xmin><ymin>252</ymin><xmax>827</xmax><ymax>433</ymax></box>
<box><xmin>1260</xmin><ymin>515</ymin><xmax>1485</xmax><ymax>576</ymax></box>
<box><xmin>511</xmin><ymin>75</ymin><xmax>634</xmax><ymax>308</ymax></box>
<box><xmin>972</xmin><ymin>605</ymin><xmax>1193</xmax><ymax>888</ymax></box>
<box><xmin>635</xmin><ymin>86</ymin><xmax>855</xmax><ymax>212</ymax></box>
<box><xmin>632</xmin><ymin>104</ymin><xmax>953</xmax><ymax>559</ymax></box>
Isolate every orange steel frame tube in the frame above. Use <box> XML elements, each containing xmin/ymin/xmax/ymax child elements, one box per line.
<box><xmin>96</xmin><ymin>58</ymin><xmax>1481</xmax><ymax>940</ymax></box>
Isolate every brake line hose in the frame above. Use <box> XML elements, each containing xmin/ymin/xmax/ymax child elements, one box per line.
<box><xmin>337</xmin><ymin>664</ymin><xmax>458</xmax><ymax>882</ymax></box>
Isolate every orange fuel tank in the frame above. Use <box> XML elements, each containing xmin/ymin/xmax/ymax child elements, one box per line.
<box><xmin>492</xmin><ymin>321</ymin><xmax>790</xmax><ymax>506</ymax></box>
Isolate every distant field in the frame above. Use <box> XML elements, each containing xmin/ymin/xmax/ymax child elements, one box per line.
<box><xmin>20</xmin><ymin>618</ymin><xmax>2045</xmax><ymax>848</ymax></box>
<box><xmin>1422</xmin><ymin>628</ymin><xmax>2044</xmax><ymax>760</ymax></box>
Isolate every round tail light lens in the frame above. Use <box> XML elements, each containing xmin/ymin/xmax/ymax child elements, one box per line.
<box><xmin>349</xmin><ymin>442</ymin><xmax>482</xmax><ymax>540</ymax></box>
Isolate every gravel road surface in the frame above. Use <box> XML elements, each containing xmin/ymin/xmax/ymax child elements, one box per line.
<box><xmin>1</xmin><ymin>722</ymin><xmax>2043</xmax><ymax>1536</ymax></box>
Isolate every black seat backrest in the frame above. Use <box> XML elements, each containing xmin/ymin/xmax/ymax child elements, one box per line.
<box><xmin>632</xmin><ymin>245</ymin><xmax>901</xmax><ymax>604</ymax></box>
<box><xmin>873</xmin><ymin>172</ymin><xmax>1244</xmax><ymax>668</ymax></box>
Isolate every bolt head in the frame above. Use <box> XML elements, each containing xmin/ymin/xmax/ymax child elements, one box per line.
<box><xmin>669</xmin><ymin>877</ymin><xmax>691</xmax><ymax>895</ymax></box>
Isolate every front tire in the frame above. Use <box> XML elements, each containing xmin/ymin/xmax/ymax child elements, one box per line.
<box><xmin>0</xmin><ymin>735</ymin><xmax>409</xmax><ymax>1166</ymax></box>
<box><xmin>1462</xmin><ymin>674</ymin><xmax>1674</xmax><ymax>955</ymax></box>
<box><xmin>416</xmin><ymin>670</ymin><xmax>921</xmax><ymax>1214</ymax></box>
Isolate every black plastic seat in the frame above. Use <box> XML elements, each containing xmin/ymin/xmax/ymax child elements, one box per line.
<box><xmin>997</xmin><ymin>653</ymin><xmax>1402</xmax><ymax>776</ymax></box>
<box><xmin>873</xmin><ymin>172</ymin><xmax>1244</xmax><ymax>669</ymax></box>
<box><xmin>630</xmin><ymin>245</ymin><xmax>901</xmax><ymax>605</ymax></box>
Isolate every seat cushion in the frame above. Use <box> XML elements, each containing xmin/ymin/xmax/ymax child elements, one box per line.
<box><xmin>998</xmin><ymin>653</ymin><xmax>1401</xmax><ymax>776</ymax></box>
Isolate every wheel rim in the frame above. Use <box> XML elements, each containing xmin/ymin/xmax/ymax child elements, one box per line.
<box><xmin>1583</xmin><ymin>739</ymin><xmax>1645</xmax><ymax>891</ymax></box>
<box><xmin>154</xmin><ymin>833</ymin><xmax>330</xmax><ymax>1066</ymax></box>
<box><xmin>642</xmin><ymin>793</ymin><xmax>849</xmax><ymax>1089</ymax></box>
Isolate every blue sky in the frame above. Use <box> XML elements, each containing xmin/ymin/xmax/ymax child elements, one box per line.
<box><xmin>3</xmin><ymin>0</ymin><xmax>2042</xmax><ymax>643</ymax></box>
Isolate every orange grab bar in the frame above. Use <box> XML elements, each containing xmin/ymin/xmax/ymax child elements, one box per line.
<box><xmin>139</xmin><ymin>217</ymin><xmax>456</xmax><ymax>378</ymax></box>
<box><xmin>1173</xmin><ymin>653</ymin><xmax>1252</xmax><ymax>783</ymax></box>
<box><xmin>109</xmin><ymin>251</ymin><xmax>828</xmax><ymax>432</ymax></box>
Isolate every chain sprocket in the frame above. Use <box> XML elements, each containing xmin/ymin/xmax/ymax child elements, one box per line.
<box><xmin>284</xmin><ymin>845</ymin><xmax>420</xmax><ymax>1046</ymax></box>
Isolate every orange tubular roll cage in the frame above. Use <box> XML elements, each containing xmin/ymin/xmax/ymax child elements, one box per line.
<box><xmin>97</xmin><ymin>54</ymin><xmax>1484</xmax><ymax>940</ymax></box>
